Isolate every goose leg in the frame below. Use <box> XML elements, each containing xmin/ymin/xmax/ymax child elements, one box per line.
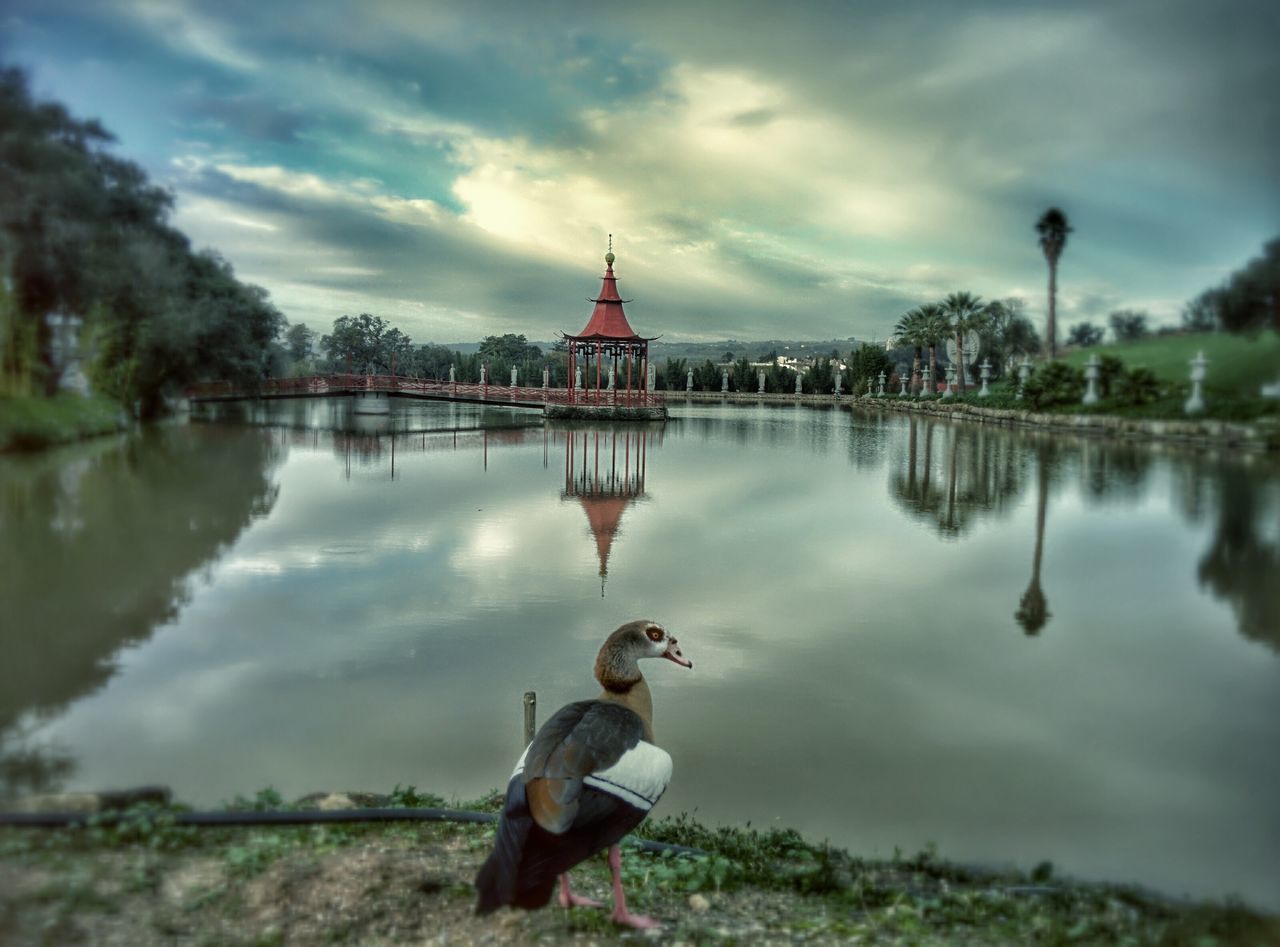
<box><xmin>606</xmin><ymin>844</ymin><xmax>660</xmax><ymax>929</ymax></box>
<box><xmin>558</xmin><ymin>873</ymin><xmax>603</xmax><ymax>909</ymax></box>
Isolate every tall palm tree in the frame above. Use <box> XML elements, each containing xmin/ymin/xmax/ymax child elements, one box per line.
<box><xmin>943</xmin><ymin>292</ymin><xmax>985</xmax><ymax>392</ymax></box>
<box><xmin>918</xmin><ymin>303</ymin><xmax>947</xmax><ymax>394</ymax></box>
<box><xmin>894</xmin><ymin>307</ymin><xmax>928</xmax><ymax>394</ymax></box>
<box><xmin>1036</xmin><ymin>207</ymin><xmax>1072</xmax><ymax>359</ymax></box>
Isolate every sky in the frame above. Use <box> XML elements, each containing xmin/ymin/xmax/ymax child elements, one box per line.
<box><xmin>3</xmin><ymin>0</ymin><xmax>1277</xmax><ymax>344</ymax></box>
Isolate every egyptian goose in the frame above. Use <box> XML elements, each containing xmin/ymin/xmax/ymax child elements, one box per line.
<box><xmin>474</xmin><ymin>620</ymin><xmax>692</xmax><ymax>929</ymax></box>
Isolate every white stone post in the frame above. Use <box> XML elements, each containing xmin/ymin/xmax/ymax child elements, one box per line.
<box><xmin>575</xmin><ymin>366</ymin><xmax>583</xmax><ymax>390</ymax></box>
<box><xmin>449</xmin><ymin>364</ymin><xmax>456</xmax><ymax>385</ymax></box>
<box><xmin>898</xmin><ymin>372</ymin><xmax>908</xmax><ymax>397</ymax></box>
<box><xmin>1082</xmin><ymin>354</ymin><xmax>1100</xmax><ymax>405</ymax></box>
<box><xmin>1017</xmin><ymin>360</ymin><xmax>1031</xmax><ymax>400</ymax></box>
<box><xmin>607</xmin><ymin>365</ymin><xmax>615</xmax><ymax>390</ymax></box>
<box><xmin>942</xmin><ymin>365</ymin><xmax>955</xmax><ymax>399</ymax></box>
<box><xmin>686</xmin><ymin>368</ymin><xmax>694</xmax><ymax>392</ymax></box>
<box><xmin>511</xmin><ymin>366</ymin><xmax>518</xmax><ymax>387</ymax></box>
<box><xmin>978</xmin><ymin>359</ymin><xmax>992</xmax><ymax>398</ymax></box>
<box><xmin>795</xmin><ymin>372</ymin><xmax>803</xmax><ymax>395</ymax></box>
<box><xmin>834</xmin><ymin>372</ymin><xmax>842</xmax><ymax>397</ymax></box>
<box><xmin>876</xmin><ymin>371</ymin><xmax>886</xmax><ymax>396</ymax></box>
<box><xmin>722</xmin><ymin>369</ymin><xmax>729</xmax><ymax>392</ymax></box>
<box><xmin>757</xmin><ymin>370</ymin><xmax>766</xmax><ymax>394</ymax></box>
<box><xmin>542</xmin><ymin>367</ymin><xmax>549</xmax><ymax>389</ymax></box>
<box><xmin>1185</xmin><ymin>350</ymin><xmax>1208</xmax><ymax>415</ymax></box>
<box><xmin>919</xmin><ymin>365</ymin><xmax>931</xmax><ymax>397</ymax></box>
<box><xmin>646</xmin><ymin>363</ymin><xmax>655</xmax><ymax>391</ymax></box>
<box><xmin>481</xmin><ymin>364</ymin><xmax>487</xmax><ymax>386</ymax></box>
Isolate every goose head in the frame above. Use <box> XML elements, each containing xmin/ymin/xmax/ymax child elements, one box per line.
<box><xmin>595</xmin><ymin>620</ymin><xmax>692</xmax><ymax>691</ymax></box>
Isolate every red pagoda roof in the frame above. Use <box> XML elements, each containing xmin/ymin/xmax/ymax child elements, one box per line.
<box><xmin>563</xmin><ymin>252</ymin><xmax>657</xmax><ymax>342</ymax></box>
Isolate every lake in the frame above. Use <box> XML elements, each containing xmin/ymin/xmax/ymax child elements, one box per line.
<box><xmin>2</xmin><ymin>398</ymin><xmax>1277</xmax><ymax>911</ymax></box>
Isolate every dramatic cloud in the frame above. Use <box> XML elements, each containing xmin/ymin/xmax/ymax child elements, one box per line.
<box><xmin>3</xmin><ymin>0</ymin><xmax>1276</xmax><ymax>342</ymax></box>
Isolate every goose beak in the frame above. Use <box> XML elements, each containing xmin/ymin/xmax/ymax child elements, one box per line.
<box><xmin>662</xmin><ymin>638</ymin><xmax>693</xmax><ymax>669</ymax></box>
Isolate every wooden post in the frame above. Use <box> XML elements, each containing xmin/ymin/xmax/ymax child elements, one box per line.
<box><xmin>523</xmin><ymin>691</ymin><xmax>537</xmax><ymax>746</ymax></box>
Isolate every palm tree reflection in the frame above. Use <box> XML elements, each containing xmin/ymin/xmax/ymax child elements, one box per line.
<box><xmin>1015</xmin><ymin>445</ymin><xmax>1052</xmax><ymax>635</ymax></box>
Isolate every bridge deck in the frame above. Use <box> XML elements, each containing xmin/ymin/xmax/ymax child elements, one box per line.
<box><xmin>187</xmin><ymin>375</ymin><xmax>665</xmax><ymax>411</ymax></box>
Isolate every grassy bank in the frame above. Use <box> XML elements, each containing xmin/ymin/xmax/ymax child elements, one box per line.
<box><xmin>1059</xmin><ymin>331</ymin><xmax>1280</xmax><ymax>396</ymax></box>
<box><xmin>0</xmin><ymin>393</ymin><xmax>126</xmax><ymax>452</ymax></box>
<box><xmin>1</xmin><ymin>790</ymin><xmax>1274</xmax><ymax>945</ymax></box>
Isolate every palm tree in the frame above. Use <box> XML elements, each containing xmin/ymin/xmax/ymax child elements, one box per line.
<box><xmin>894</xmin><ymin>307</ymin><xmax>928</xmax><ymax>393</ymax></box>
<box><xmin>943</xmin><ymin>292</ymin><xmax>986</xmax><ymax>392</ymax></box>
<box><xmin>918</xmin><ymin>303</ymin><xmax>947</xmax><ymax>394</ymax></box>
<box><xmin>1035</xmin><ymin>208</ymin><xmax>1072</xmax><ymax>359</ymax></box>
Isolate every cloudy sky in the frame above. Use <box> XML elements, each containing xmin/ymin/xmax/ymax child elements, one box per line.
<box><xmin>3</xmin><ymin>0</ymin><xmax>1277</xmax><ymax>343</ymax></box>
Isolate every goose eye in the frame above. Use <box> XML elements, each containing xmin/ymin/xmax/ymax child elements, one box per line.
<box><xmin>646</xmin><ymin>626</ymin><xmax>664</xmax><ymax>642</ymax></box>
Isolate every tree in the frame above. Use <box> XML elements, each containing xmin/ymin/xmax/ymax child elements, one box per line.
<box><xmin>1108</xmin><ymin>309</ymin><xmax>1149</xmax><ymax>342</ymax></box>
<box><xmin>1182</xmin><ymin>290</ymin><xmax>1221</xmax><ymax>332</ymax></box>
<box><xmin>918</xmin><ymin>303</ymin><xmax>948</xmax><ymax>394</ymax></box>
<box><xmin>984</xmin><ymin>297</ymin><xmax>1041</xmax><ymax>374</ymax></box>
<box><xmin>318</xmin><ymin>313</ymin><xmax>409</xmax><ymax>374</ymax></box>
<box><xmin>1036</xmin><ymin>207</ymin><xmax>1072</xmax><ymax>358</ymax></box>
<box><xmin>1066</xmin><ymin>322</ymin><xmax>1105</xmax><ymax>347</ymax></box>
<box><xmin>0</xmin><ymin>68</ymin><xmax>285</xmax><ymax>410</ymax></box>
<box><xmin>894</xmin><ymin>308</ymin><xmax>928</xmax><ymax>394</ymax></box>
<box><xmin>943</xmin><ymin>292</ymin><xmax>987</xmax><ymax>391</ymax></box>
<box><xmin>284</xmin><ymin>323</ymin><xmax>315</xmax><ymax>364</ymax></box>
<box><xmin>847</xmin><ymin>345</ymin><xmax>892</xmax><ymax>395</ymax></box>
<box><xmin>1214</xmin><ymin>237</ymin><xmax>1280</xmax><ymax>333</ymax></box>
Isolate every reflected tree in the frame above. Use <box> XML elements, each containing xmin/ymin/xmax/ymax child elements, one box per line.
<box><xmin>1195</xmin><ymin>467</ymin><xmax>1280</xmax><ymax>652</ymax></box>
<box><xmin>0</xmin><ymin>426</ymin><xmax>282</xmax><ymax>796</ymax></box>
<box><xmin>1016</xmin><ymin>445</ymin><xmax>1053</xmax><ymax>635</ymax></box>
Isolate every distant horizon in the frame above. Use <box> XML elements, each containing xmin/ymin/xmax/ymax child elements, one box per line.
<box><xmin>4</xmin><ymin>1</ymin><xmax>1275</xmax><ymax>343</ymax></box>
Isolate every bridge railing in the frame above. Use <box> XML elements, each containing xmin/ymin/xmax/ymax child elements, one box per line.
<box><xmin>187</xmin><ymin>375</ymin><xmax>666</xmax><ymax>407</ymax></box>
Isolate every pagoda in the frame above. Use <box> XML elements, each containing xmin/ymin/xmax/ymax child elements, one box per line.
<box><xmin>560</xmin><ymin>238</ymin><xmax>659</xmax><ymax>408</ymax></box>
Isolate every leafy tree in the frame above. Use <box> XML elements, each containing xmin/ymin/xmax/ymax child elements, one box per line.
<box><xmin>284</xmin><ymin>323</ymin><xmax>315</xmax><ymax>363</ymax></box>
<box><xmin>479</xmin><ymin>333</ymin><xmax>541</xmax><ymax>363</ymax></box>
<box><xmin>984</xmin><ymin>297</ymin><xmax>1040</xmax><ymax>374</ymax></box>
<box><xmin>0</xmin><ymin>68</ymin><xmax>284</xmax><ymax>411</ymax></box>
<box><xmin>318</xmin><ymin>313</ymin><xmax>410</xmax><ymax>374</ymax></box>
<box><xmin>1066</xmin><ymin>322</ymin><xmax>1105</xmax><ymax>347</ymax></box>
<box><xmin>1182</xmin><ymin>290</ymin><xmax>1221</xmax><ymax>332</ymax></box>
<box><xmin>1213</xmin><ymin>237</ymin><xmax>1280</xmax><ymax>334</ymax></box>
<box><xmin>1108</xmin><ymin>309</ymin><xmax>1150</xmax><ymax>342</ymax></box>
<box><xmin>847</xmin><ymin>345</ymin><xmax>892</xmax><ymax>395</ymax></box>
<box><xmin>1036</xmin><ymin>207</ymin><xmax>1072</xmax><ymax>358</ymax></box>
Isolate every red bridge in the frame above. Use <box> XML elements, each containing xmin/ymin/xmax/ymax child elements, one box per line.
<box><xmin>186</xmin><ymin>374</ymin><xmax>665</xmax><ymax>411</ymax></box>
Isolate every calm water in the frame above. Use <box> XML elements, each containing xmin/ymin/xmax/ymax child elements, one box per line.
<box><xmin>2</xmin><ymin>399</ymin><xmax>1277</xmax><ymax>909</ymax></box>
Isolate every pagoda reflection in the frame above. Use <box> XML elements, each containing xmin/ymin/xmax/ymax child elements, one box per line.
<box><xmin>556</xmin><ymin>425</ymin><xmax>661</xmax><ymax>596</ymax></box>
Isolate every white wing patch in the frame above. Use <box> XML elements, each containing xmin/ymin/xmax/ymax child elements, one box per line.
<box><xmin>510</xmin><ymin>740</ymin><xmax>673</xmax><ymax>812</ymax></box>
<box><xmin>583</xmin><ymin>741</ymin><xmax>672</xmax><ymax>812</ymax></box>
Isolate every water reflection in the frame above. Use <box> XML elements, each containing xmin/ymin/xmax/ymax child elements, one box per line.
<box><xmin>879</xmin><ymin>410</ymin><xmax>1280</xmax><ymax>646</ymax></box>
<box><xmin>0</xmin><ymin>426</ymin><xmax>282</xmax><ymax>797</ymax></box>
<box><xmin>1016</xmin><ymin>445</ymin><xmax>1052</xmax><ymax>635</ymax></box>
<box><xmin>557</xmin><ymin>426</ymin><xmax>660</xmax><ymax>596</ymax></box>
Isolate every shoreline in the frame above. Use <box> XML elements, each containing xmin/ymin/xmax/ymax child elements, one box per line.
<box><xmin>844</xmin><ymin>395</ymin><xmax>1279</xmax><ymax>451</ymax></box>
<box><xmin>1</xmin><ymin>789</ymin><xmax>1273</xmax><ymax>944</ymax></box>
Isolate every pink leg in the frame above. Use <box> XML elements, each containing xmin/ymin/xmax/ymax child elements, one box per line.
<box><xmin>607</xmin><ymin>844</ymin><xmax>661</xmax><ymax>929</ymax></box>
<box><xmin>558</xmin><ymin>873</ymin><xmax>603</xmax><ymax>909</ymax></box>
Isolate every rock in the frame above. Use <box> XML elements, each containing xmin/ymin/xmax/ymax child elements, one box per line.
<box><xmin>688</xmin><ymin>893</ymin><xmax>711</xmax><ymax>912</ymax></box>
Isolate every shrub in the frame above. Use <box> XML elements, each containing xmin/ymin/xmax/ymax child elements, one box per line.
<box><xmin>1116</xmin><ymin>367</ymin><xmax>1161</xmax><ymax>406</ymax></box>
<box><xmin>1022</xmin><ymin>362</ymin><xmax>1084</xmax><ymax>409</ymax></box>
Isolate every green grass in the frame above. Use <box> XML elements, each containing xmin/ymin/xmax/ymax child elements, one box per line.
<box><xmin>0</xmin><ymin>392</ymin><xmax>126</xmax><ymax>451</ymax></box>
<box><xmin>1060</xmin><ymin>330</ymin><xmax>1280</xmax><ymax>395</ymax></box>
